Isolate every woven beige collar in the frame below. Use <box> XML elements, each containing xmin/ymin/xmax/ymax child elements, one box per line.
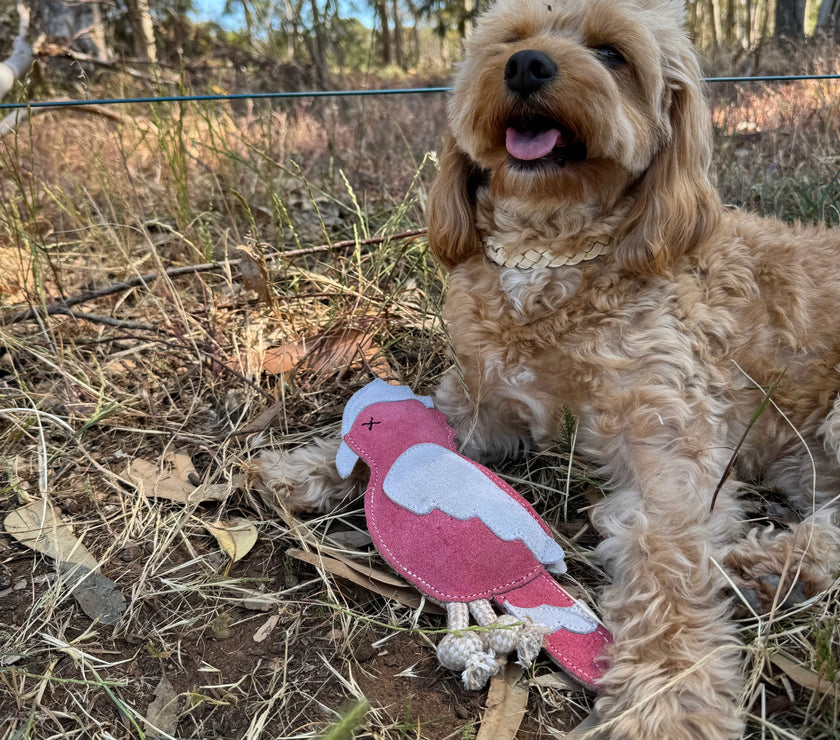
<box><xmin>485</xmin><ymin>238</ymin><xmax>609</xmax><ymax>269</ymax></box>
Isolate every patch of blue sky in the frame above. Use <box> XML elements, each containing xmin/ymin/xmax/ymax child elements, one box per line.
<box><xmin>189</xmin><ymin>0</ymin><xmax>374</xmax><ymax>30</ymax></box>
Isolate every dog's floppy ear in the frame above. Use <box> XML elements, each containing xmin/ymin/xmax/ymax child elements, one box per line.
<box><xmin>615</xmin><ymin>45</ymin><xmax>721</xmax><ymax>273</ymax></box>
<box><xmin>427</xmin><ymin>133</ymin><xmax>486</xmax><ymax>270</ymax></box>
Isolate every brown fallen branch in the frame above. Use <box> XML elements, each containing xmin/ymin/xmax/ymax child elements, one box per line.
<box><xmin>34</xmin><ymin>43</ymin><xmax>181</xmax><ymax>83</ymax></box>
<box><xmin>43</xmin><ymin>307</ymin><xmax>160</xmax><ymax>332</ymax></box>
<box><xmin>0</xmin><ymin>103</ymin><xmax>128</xmax><ymax>137</ymax></box>
<box><xmin>15</xmin><ymin>304</ymin><xmax>275</xmax><ymax>404</ymax></box>
<box><xmin>2</xmin><ymin>229</ymin><xmax>428</xmax><ymax>325</ymax></box>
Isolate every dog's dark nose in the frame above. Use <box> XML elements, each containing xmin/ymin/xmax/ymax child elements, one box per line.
<box><xmin>504</xmin><ymin>50</ymin><xmax>557</xmax><ymax>97</ymax></box>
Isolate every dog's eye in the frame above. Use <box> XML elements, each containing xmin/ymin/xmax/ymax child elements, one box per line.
<box><xmin>593</xmin><ymin>45</ymin><xmax>626</xmax><ymax>68</ymax></box>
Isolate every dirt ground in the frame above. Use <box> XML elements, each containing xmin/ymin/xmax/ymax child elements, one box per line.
<box><xmin>2</xmin><ymin>64</ymin><xmax>840</xmax><ymax>740</ymax></box>
<box><xmin>0</xmin><ymin>488</ymin><xmax>595</xmax><ymax>738</ymax></box>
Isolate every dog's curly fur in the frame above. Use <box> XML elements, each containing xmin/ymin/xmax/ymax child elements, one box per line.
<box><xmin>254</xmin><ymin>0</ymin><xmax>840</xmax><ymax>736</ymax></box>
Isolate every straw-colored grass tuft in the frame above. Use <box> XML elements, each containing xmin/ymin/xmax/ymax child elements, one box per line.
<box><xmin>1</xmin><ymin>67</ymin><xmax>838</xmax><ymax>739</ymax></box>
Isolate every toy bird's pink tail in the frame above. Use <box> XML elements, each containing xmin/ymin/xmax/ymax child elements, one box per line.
<box><xmin>494</xmin><ymin>571</ymin><xmax>611</xmax><ymax>690</ymax></box>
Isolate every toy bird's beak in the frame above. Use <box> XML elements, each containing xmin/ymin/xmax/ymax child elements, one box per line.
<box><xmin>336</xmin><ymin>439</ymin><xmax>360</xmax><ymax>479</ymax></box>
<box><xmin>335</xmin><ymin>378</ymin><xmax>435</xmax><ymax>479</ymax></box>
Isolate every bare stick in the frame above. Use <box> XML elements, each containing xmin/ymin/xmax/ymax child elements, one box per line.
<box><xmin>2</xmin><ymin>229</ymin><xmax>427</xmax><ymax>325</ymax></box>
<box><xmin>0</xmin><ymin>104</ymin><xmax>127</xmax><ymax>137</ymax></box>
<box><xmin>43</xmin><ymin>309</ymin><xmax>276</xmax><ymax>403</ymax></box>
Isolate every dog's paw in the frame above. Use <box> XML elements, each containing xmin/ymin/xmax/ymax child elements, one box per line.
<box><xmin>596</xmin><ymin>572</ymin><xmax>745</xmax><ymax>740</ymax></box>
<box><xmin>733</xmin><ymin>573</ymin><xmax>808</xmax><ymax>614</ymax></box>
<box><xmin>724</xmin><ymin>521</ymin><xmax>840</xmax><ymax>614</ymax></box>
<box><xmin>248</xmin><ymin>437</ymin><xmax>356</xmax><ymax>513</ymax></box>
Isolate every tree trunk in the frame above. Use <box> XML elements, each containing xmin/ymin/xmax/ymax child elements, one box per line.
<box><xmin>392</xmin><ymin>0</ymin><xmax>403</xmax><ymax>69</ymax></box>
<box><xmin>283</xmin><ymin>0</ymin><xmax>296</xmax><ymax>60</ymax></box>
<box><xmin>775</xmin><ymin>0</ymin><xmax>807</xmax><ymax>38</ymax></box>
<box><xmin>307</xmin><ymin>0</ymin><xmax>329</xmax><ymax>87</ymax></box>
<box><xmin>87</xmin><ymin>0</ymin><xmax>108</xmax><ymax>58</ymax></box>
<box><xmin>724</xmin><ymin>0</ymin><xmax>735</xmax><ymax>43</ymax></box>
<box><xmin>410</xmin><ymin>7</ymin><xmax>420</xmax><ymax>68</ymax></box>
<box><xmin>710</xmin><ymin>0</ymin><xmax>725</xmax><ymax>44</ymax></box>
<box><xmin>737</xmin><ymin>0</ymin><xmax>752</xmax><ymax>48</ymax></box>
<box><xmin>463</xmin><ymin>0</ymin><xmax>475</xmax><ymax>37</ymax></box>
<box><xmin>376</xmin><ymin>0</ymin><xmax>391</xmax><ymax>65</ymax></box>
<box><xmin>816</xmin><ymin>0</ymin><xmax>840</xmax><ymax>33</ymax></box>
<box><xmin>703</xmin><ymin>0</ymin><xmax>720</xmax><ymax>49</ymax></box>
<box><xmin>125</xmin><ymin>0</ymin><xmax>157</xmax><ymax>63</ymax></box>
<box><xmin>754</xmin><ymin>0</ymin><xmax>773</xmax><ymax>41</ymax></box>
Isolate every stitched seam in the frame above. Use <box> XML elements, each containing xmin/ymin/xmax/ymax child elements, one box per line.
<box><xmin>497</xmin><ymin>571</ymin><xmax>609</xmax><ymax>685</ymax></box>
<box><xmin>367</xmin><ymin>486</ymin><xmax>545</xmax><ymax>601</ymax></box>
<box><xmin>349</xmin><ymin>405</ymin><xmax>561</xmax><ymax>600</ymax></box>
<box><xmin>386</xmin><ymin>442</ymin><xmax>557</xmax><ymax>540</ymax></box>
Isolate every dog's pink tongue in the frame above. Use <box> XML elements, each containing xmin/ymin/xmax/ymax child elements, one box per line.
<box><xmin>505</xmin><ymin>127</ymin><xmax>561</xmax><ymax>161</ymax></box>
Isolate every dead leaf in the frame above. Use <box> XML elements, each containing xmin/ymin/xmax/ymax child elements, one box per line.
<box><xmin>255</xmin><ymin>338</ymin><xmax>305</xmax><ymax>375</ymax></box>
<box><xmin>204</xmin><ymin>517</ymin><xmax>258</xmax><ymax>562</ymax></box>
<box><xmin>5</xmin><ymin>500</ymin><xmax>97</xmax><ymax>568</ymax></box>
<box><xmin>253</xmin><ymin>327</ymin><xmax>394</xmax><ymax>380</ymax></box>
<box><xmin>232</xmin><ymin>401</ymin><xmax>285</xmax><ymax>435</ymax></box>
<box><xmin>4</xmin><ymin>501</ymin><xmax>126</xmax><ymax>625</ymax></box>
<box><xmin>236</xmin><ymin>244</ymin><xmax>275</xmax><ymax>307</ymax></box>
<box><xmin>327</xmin><ymin>529</ymin><xmax>373</xmax><ymax>549</ymax></box>
<box><xmin>253</xmin><ymin>614</ymin><xmax>280</xmax><ymax>643</ymax></box>
<box><xmin>190</xmin><ymin>482</ymin><xmax>232</xmax><ymax>503</ymax></box>
<box><xmin>476</xmin><ymin>664</ymin><xmax>529</xmax><ymax>740</ymax></box>
<box><xmin>123</xmin><ymin>453</ymin><xmax>229</xmax><ymax>504</ymax></box>
<box><xmin>60</xmin><ymin>564</ymin><xmax>128</xmax><ymax>627</ymax></box>
<box><xmin>770</xmin><ymin>651</ymin><xmax>840</xmax><ymax>700</ymax></box>
<box><xmin>144</xmin><ymin>674</ymin><xmax>181</xmax><ymax>739</ymax></box>
<box><xmin>529</xmin><ymin>671</ymin><xmax>577</xmax><ymax>691</ymax></box>
<box><xmin>318</xmin><ymin>547</ymin><xmax>414</xmax><ymax>589</ymax></box>
<box><xmin>287</xmin><ymin>547</ymin><xmax>444</xmax><ymax>615</ymax></box>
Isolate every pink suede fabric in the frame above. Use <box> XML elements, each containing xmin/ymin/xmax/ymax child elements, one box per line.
<box><xmin>343</xmin><ymin>393</ymin><xmax>611</xmax><ymax>689</ymax></box>
<box><xmin>496</xmin><ymin>571</ymin><xmax>612</xmax><ymax>689</ymax></box>
<box><xmin>344</xmin><ymin>400</ymin><xmax>552</xmax><ymax>601</ymax></box>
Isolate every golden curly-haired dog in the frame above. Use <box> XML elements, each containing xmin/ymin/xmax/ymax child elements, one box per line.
<box><xmin>255</xmin><ymin>0</ymin><xmax>840</xmax><ymax>736</ymax></box>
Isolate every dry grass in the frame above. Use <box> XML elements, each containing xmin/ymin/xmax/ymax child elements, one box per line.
<box><xmin>0</xmin><ymin>66</ymin><xmax>838</xmax><ymax>740</ymax></box>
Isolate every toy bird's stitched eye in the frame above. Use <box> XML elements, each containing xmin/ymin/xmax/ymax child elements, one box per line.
<box><xmin>593</xmin><ymin>45</ymin><xmax>626</xmax><ymax>68</ymax></box>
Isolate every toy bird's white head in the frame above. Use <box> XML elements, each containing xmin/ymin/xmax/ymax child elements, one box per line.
<box><xmin>335</xmin><ymin>379</ymin><xmax>435</xmax><ymax>478</ymax></box>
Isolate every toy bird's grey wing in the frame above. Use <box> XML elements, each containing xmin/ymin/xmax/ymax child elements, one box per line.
<box><xmin>382</xmin><ymin>442</ymin><xmax>566</xmax><ymax>573</ymax></box>
<box><xmin>504</xmin><ymin>601</ymin><xmax>599</xmax><ymax>634</ymax></box>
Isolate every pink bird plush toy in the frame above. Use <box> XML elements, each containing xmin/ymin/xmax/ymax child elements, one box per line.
<box><xmin>336</xmin><ymin>379</ymin><xmax>612</xmax><ymax>690</ymax></box>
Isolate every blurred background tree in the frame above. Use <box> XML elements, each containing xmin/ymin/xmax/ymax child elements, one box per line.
<box><xmin>0</xmin><ymin>0</ymin><xmax>838</xmax><ymax>97</ymax></box>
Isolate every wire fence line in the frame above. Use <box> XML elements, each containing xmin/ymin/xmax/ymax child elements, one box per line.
<box><xmin>0</xmin><ymin>74</ymin><xmax>838</xmax><ymax>111</ymax></box>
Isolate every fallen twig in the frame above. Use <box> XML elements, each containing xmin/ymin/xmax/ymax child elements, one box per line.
<box><xmin>0</xmin><ymin>103</ymin><xmax>128</xmax><ymax>136</ymax></box>
<box><xmin>19</xmin><ymin>315</ymin><xmax>277</xmax><ymax>404</ymax></box>
<box><xmin>44</xmin><ymin>307</ymin><xmax>160</xmax><ymax>332</ymax></box>
<box><xmin>2</xmin><ymin>229</ymin><xmax>428</xmax><ymax>325</ymax></box>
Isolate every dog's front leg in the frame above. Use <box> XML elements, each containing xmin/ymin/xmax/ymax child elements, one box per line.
<box><xmin>434</xmin><ymin>368</ymin><xmax>536</xmax><ymax>463</ymax></box>
<box><xmin>584</xmin><ymin>393</ymin><xmax>746</xmax><ymax>740</ymax></box>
